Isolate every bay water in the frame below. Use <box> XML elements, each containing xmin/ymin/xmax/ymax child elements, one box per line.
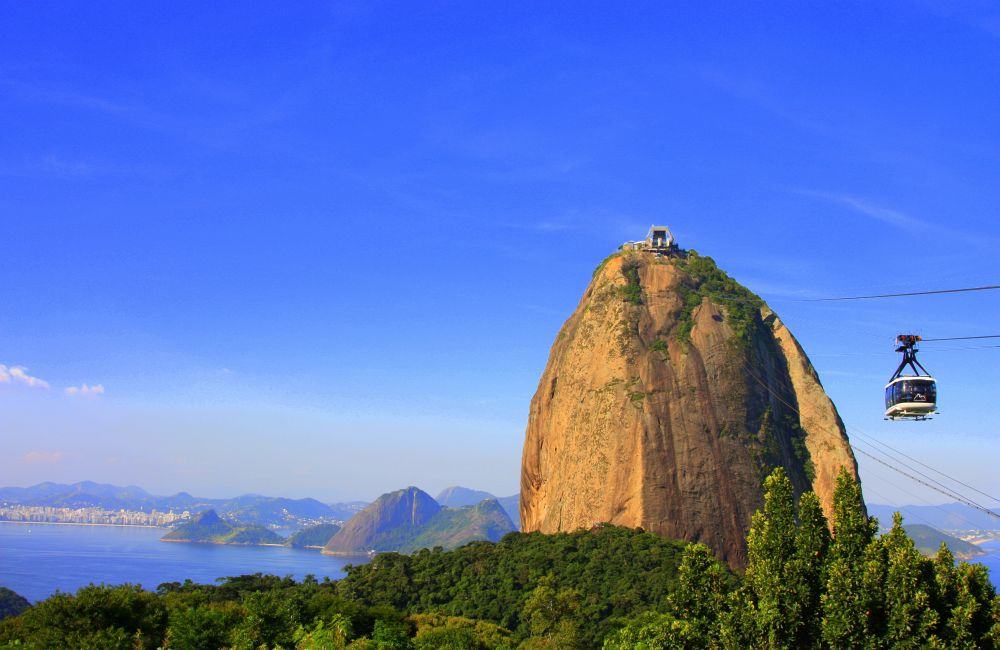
<box><xmin>0</xmin><ymin>522</ymin><xmax>365</xmax><ymax>602</ymax></box>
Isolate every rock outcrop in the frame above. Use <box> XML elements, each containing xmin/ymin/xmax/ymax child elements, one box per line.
<box><xmin>520</xmin><ymin>249</ymin><xmax>858</xmax><ymax>568</ymax></box>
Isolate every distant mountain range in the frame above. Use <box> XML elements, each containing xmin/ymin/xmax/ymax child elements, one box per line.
<box><xmin>0</xmin><ymin>481</ymin><xmax>367</xmax><ymax>529</ymax></box>
<box><xmin>1</xmin><ymin>480</ymin><xmax>521</xmax><ymax>554</ymax></box>
<box><xmin>157</xmin><ymin>486</ymin><xmax>516</xmax><ymax>555</ymax></box>
<box><xmin>866</xmin><ymin>502</ymin><xmax>1000</xmax><ymax>532</ymax></box>
<box><xmin>323</xmin><ymin>487</ymin><xmax>515</xmax><ymax>555</ymax></box>
<box><xmin>0</xmin><ymin>480</ymin><xmax>520</xmax><ymax>532</ymax></box>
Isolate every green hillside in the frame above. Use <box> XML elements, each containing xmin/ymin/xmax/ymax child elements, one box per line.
<box><xmin>902</xmin><ymin>524</ymin><xmax>986</xmax><ymax>560</ymax></box>
<box><xmin>0</xmin><ymin>588</ymin><xmax>29</xmax><ymax>621</ymax></box>
<box><xmin>285</xmin><ymin>523</ymin><xmax>341</xmax><ymax>548</ymax></box>
<box><xmin>323</xmin><ymin>487</ymin><xmax>515</xmax><ymax>555</ymax></box>
<box><xmin>401</xmin><ymin>498</ymin><xmax>515</xmax><ymax>552</ymax></box>
<box><xmin>161</xmin><ymin>510</ymin><xmax>283</xmax><ymax>546</ymax></box>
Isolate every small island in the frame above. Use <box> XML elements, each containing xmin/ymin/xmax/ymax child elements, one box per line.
<box><xmin>161</xmin><ymin>510</ymin><xmax>283</xmax><ymax>546</ymax></box>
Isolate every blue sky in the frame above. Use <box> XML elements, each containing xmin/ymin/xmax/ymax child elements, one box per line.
<box><xmin>1</xmin><ymin>2</ymin><xmax>998</xmax><ymax>505</ymax></box>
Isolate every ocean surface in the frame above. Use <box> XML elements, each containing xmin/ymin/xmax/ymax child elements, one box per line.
<box><xmin>0</xmin><ymin>524</ymin><xmax>996</xmax><ymax>604</ymax></box>
<box><xmin>976</xmin><ymin>540</ymin><xmax>1000</xmax><ymax>584</ymax></box>
<box><xmin>0</xmin><ymin>522</ymin><xmax>366</xmax><ymax>602</ymax></box>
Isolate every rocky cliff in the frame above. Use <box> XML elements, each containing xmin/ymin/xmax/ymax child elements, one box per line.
<box><xmin>520</xmin><ymin>249</ymin><xmax>858</xmax><ymax>568</ymax></box>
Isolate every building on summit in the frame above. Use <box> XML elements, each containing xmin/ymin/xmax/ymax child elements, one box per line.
<box><xmin>621</xmin><ymin>225</ymin><xmax>676</xmax><ymax>254</ymax></box>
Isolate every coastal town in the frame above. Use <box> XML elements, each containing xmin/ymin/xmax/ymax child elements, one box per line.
<box><xmin>0</xmin><ymin>504</ymin><xmax>189</xmax><ymax>528</ymax></box>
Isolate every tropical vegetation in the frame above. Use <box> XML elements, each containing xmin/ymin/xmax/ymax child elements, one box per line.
<box><xmin>1</xmin><ymin>469</ymin><xmax>996</xmax><ymax>648</ymax></box>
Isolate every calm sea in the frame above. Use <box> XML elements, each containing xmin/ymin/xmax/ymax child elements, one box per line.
<box><xmin>0</xmin><ymin>523</ymin><xmax>995</xmax><ymax>604</ymax></box>
<box><xmin>0</xmin><ymin>522</ymin><xmax>366</xmax><ymax>602</ymax></box>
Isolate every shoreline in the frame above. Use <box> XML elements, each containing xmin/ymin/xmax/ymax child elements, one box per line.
<box><xmin>0</xmin><ymin>520</ymin><xmax>165</xmax><ymax>530</ymax></box>
<box><xmin>161</xmin><ymin>538</ymin><xmax>288</xmax><ymax>548</ymax></box>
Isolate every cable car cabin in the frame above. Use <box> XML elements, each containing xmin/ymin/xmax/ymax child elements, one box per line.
<box><xmin>884</xmin><ymin>334</ymin><xmax>938</xmax><ymax>420</ymax></box>
<box><xmin>884</xmin><ymin>376</ymin><xmax>937</xmax><ymax>420</ymax></box>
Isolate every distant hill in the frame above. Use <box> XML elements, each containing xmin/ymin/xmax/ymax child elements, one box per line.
<box><xmin>0</xmin><ymin>481</ymin><xmax>366</xmax><ymax>530</ymax></box>
<box><xmin>323</xmin><ymin>487</ymin><xmax>516</xmax><ymax>555</ymax></box>
<box><xmin>324</xmin><ymin>487</ymin><xmax>441</xmax><ymax>555</ymax></box>
<box><xmin>867</xmin><ymin>503</ymin><xmax>1000</xmax><ymax>531</ymax></box>
<box><xmin>436</xmin><ymin>486</ymin><xmax>495</xmax><ymax>507</ymax></box>
<box><xmin>286</xmin><ymin>523</ymin><xmax>341</xmax><ymax>548</ymax></box>
<box><xmin>497</xmin><ymin>494</ymin><xmax>519</xmax><ymax>529</ymax></box>
<box><xmin>404</xmin><ymin>499</ymin><xmax>515</xmax><ymax>553</ymax></box>
<box><xmin>161</xmin><ymin>510</ymin><xmax>283</xmax><ymax>545</ymax></box>
<box><xmin>328</xmin><ymin>501</ymin><xmax>369</xmax><ymax>521</ymax></box>
<box><xmin>433</xmin><ymin>486</ymin><xmax>520</xmax><ymax>530</ymax></box>
<box><xmin>0</xmin><ymin>587</ymin><xmax>29</xmax><ymax>620</ymax></box>
<box><xmin>222</xmin><ymin>496</ymin><xmax>337</xmax><ymax>527</ymax></box>
<box><xmin>901</xmin><ymin>524</ymin><xmax>986</xmax><ymax>560</ymax></box>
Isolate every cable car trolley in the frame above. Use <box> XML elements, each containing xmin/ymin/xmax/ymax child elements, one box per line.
<box><xmin>884</xmin><ymin>334</ymin><xmax>938</xmax><ymax>420</ymax></box>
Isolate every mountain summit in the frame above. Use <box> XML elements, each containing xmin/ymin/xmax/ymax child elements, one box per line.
<box><xmin>520</xmin><ymin>245</ymin><xmax>859</xmax><ymax>567</ymax></box>
<box><xmin>322</xmin><ymin>487</ymin><xmax>515</xmax><ymax>554</ymax></box>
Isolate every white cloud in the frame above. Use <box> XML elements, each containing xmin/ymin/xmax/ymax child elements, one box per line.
<box><xmin>22</xmin><ymin>451</ymin><xmax>64</xmax><ymax>464</ymax></box>
<box><xmin>0</xmin><ymin>364</ymin><xmax>50</xmax><ymax>389</ymax></box>
<box><xmin>65</xmin><ymin>383</ymin><xmax>105</xmax><ymax>397</ymax></box>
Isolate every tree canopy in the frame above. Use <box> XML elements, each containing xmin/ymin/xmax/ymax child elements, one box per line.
<box><xmin>1</xmin><ymin>469</ymin><xmax>997</xmax><ymax>649</ymax></box>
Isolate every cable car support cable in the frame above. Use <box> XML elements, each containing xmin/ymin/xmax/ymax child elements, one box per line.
<box><xmin>921</xmin><ymin>334</ymin><xmax>1000</xmax><ymax>342</ymax></box>
<box><xmin>739</xmin><ymin>358</ymin><xmax>999</xmax><ymax>505</ymax></box>
<box><xmin>797</xmin><ymin>284</ymin><xmax>1000</xmax><ymax>302</ymax></box>
<box><xmin>736</xmin><ymin>359</ymin><xmax>1000</xmax><ymax>519</ymax></box>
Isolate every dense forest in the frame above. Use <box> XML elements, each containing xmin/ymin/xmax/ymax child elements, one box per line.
<box><xmin>1</xmin><ymin>469</ymin><xmax>997</xmax><ymax>649</ymax></box>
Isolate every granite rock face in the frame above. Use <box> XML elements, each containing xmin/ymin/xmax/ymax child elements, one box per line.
<box><xmin>519</xmin><ymin>250</ymin><xmax>858</xmax><ymax>568</ymax></box>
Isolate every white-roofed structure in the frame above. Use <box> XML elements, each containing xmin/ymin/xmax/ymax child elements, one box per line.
<box><xmin>621</xmin><ymin>225</ymin><xmax>677</xmax><ymax>254</ymax></box>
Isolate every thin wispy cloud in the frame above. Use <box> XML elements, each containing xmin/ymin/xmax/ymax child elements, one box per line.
<box><xmin>22</xmin><ymin>451</ymin><xmax>64</xmax><ymax>464</ymax></box>
<box><xmin>788</xmin><ymin>189</ymin><xmax>994</xmax><ymax>249</ymax></box>
<box><xmin>65</xmin><ymin>383</ymin><xmax>105</xmax><ymax>397</ymax></box>
<box><xmin>796</xmin><ymin>190</ymin><xmax>931</xmax><ymax>230</ymax></box>
<box><xmin>694</xmin><ymin>66</ymin><xmax>836</xmax><ymax>137</ymax></box>
<box><xmin>498</xmin><ymin>220</ymin><xmax>577</xmax><ymax>233</ymax></box>
<box><xmin>0</xmin><ymin>364</ymin><xmax>50</xmax><ymax>389</ymax></box>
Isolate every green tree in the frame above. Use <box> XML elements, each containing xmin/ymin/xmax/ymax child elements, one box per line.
<box><xmin>602</xmin><ymin>611</ymin><xmax>699</xmax><ymax>649</ymax></box>
<box><xmin>882</xmin><ymin>513</ymin><xmax>937</xmax><ymax>647</ymax></box>
<box><xmin>412</xmin><ymin>626</ymin><xmax>486</xmax><ymax>650</ymax></box>
<box><xmin>821</xmin><ymin>468</ymin><xmax>880</xmax><ymax>648</ymax></box>
<box><xmin>0</xmin><ymin>584</ymin><xmax>166</xmax><ymax>650</ymax></box>
<box><xmin>231</xmin><ymin>589</ymin><xmax>302</xmax><ymax>650</ymax></box>
<box><xmin>165</xmin><ymin>603</ymin><xmax>238</xmax><ymax>649</ymax></box>
<box><xmin>371</xmin><ymin>620</ymin><xmax>412</xmax><ymax>649</ymax></box>
<box><xmin>743</xmin><ymin>468</ymin><xmax>799</xmax><ymax>649</ymax></box>
<box><xmin>669</xmin><ymin>543</ymin><xmax>730</xmax><ymax>646</ymax></box>
<box><xmin>787</xmin><ymin>491</ymin><xmax>829</xmax><ymax>648</ymax></box>
<box><xmin>294</xmin><ymin>614</ymin><xmax>354</xmax><ymax>649</ymax></box>
<box><xmin>521</xmin><ymin>576</ymin><xmax>582</xmax><ymax>648</ymax></box>
<box><xmin>944</xmin><ymin>562</ymin><xmax>998</xmax><ymax>647</ymax></box>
